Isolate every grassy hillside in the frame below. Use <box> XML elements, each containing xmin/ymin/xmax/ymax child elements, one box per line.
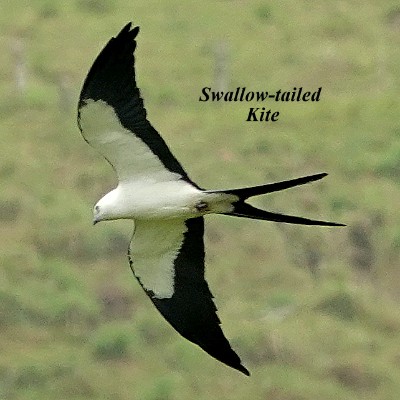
<box><xmin>1</xmin><ymin>1</ymin><xmax>400</xmax><ymax>399</ymax></box>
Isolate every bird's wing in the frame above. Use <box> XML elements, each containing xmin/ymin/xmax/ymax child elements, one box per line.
<box><xmin>77</xmin><ymin>23</ymin><xmax>196</xmax><ymax>185</ymax></box>
<box><xmin>128</xmin><ymin>217</ymin><xmax>249</xmax><ymax>376</ymax></box>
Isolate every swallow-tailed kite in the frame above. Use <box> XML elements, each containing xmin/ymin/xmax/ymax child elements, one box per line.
<box><xmin>77</xmin><ymin>22</ymin><xmax>343</xmax><ymax>376</ymax></box>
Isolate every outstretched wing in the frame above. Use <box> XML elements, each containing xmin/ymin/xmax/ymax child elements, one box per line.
<box><xmin>128</xmin><ymin>217</ymin><xmax>249</xmax><ymax>376</ymax></box>
<box><xmin>77</xmin><ymin>22</ymin><xmax>196</xmax><ymax>185</ymax></box>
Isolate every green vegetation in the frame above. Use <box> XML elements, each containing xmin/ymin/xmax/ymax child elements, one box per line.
<box><xmin>1</xmin><ymin>1</ymin><xmax>399</xmax><ymax>399</ymax></box>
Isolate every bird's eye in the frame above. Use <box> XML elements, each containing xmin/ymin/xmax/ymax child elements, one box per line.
<box><xmin>95</xmin><ymin>205</ymin><xmax>100</xmax><ymax>213</ymax></box>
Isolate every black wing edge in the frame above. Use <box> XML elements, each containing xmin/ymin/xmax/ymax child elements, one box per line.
<box><xmin>78</xmin><ymin>22</ymin><xmax>200</xmax><ymax>188</ymax></box>
<box><xmin>128</xmin><ymin>217</ymin><xmax>250</xmax><ymax>376</ymax></box>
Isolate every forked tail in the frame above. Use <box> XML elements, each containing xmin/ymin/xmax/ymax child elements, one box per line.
<box><xmin>209</xmin><ymin>173</ymin><xmax>344</xmax><ymax>227</ymax></box>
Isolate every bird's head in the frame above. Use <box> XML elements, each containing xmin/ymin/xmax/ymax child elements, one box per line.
<box><xmin>92</xmin><ymin>190</ymin><xmax>118</xmax><ymax>225</ymax></box>
<box><xmin>92</xmin><ymin>203</ymin><xmax>104</xmax><ymax>225</ymax></box>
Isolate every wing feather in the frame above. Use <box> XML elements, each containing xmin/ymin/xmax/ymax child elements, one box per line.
<box><xmin>77</xmin><ymin>23</ymin><xmax>197</xmax><ymax>185</ymax></box>
<box><xmin>128</xmin><ymin>217</ymin><xmax>249</xmax><ymax>375</ymax></box>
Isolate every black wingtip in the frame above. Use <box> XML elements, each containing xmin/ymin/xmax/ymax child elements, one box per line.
<box><xmin>79</xmin><ymin>21</ymin><xmax>141</xmax><ymax>108</ymax></box>
<box><xmin>120</xmin><ymin>22</ymin><xmax>132</xmax><ymax>33</ymax></box>
<box><xmin>238</xmin><ymin>364</ymin><xmax>251</xmax><ymax>376</ymax></box>
<box><xmin>116</xmin><ymin>22</ymin><xmax>140</xmax><ymax>40</ymax></box>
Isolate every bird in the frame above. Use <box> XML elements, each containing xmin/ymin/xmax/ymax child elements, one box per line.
<box><xmin>77</xmin><ymin>22</ymin><xmax>344</xmax><ymax>376</ymax></box>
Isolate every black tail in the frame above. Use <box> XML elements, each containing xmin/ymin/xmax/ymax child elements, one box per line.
<box><xmin>214</xmin><ymin>173</ymin><xmax>345</xmax><ymax>227</ymax></box>
<box><xmin>217</xmin><ymin>172</ymin><xmax>328</xmax><ymax>199</ymax></box>
<box><xmin>225</xmin><ymin>202</ymin><xmax>344</xmax><ymax>226</ymax></box>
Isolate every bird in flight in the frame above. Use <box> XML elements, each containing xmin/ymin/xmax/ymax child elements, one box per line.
<box><xmin>77</xmin><ymin>22</ymin><xmax>343</xmax><ymax>376</ymax></box>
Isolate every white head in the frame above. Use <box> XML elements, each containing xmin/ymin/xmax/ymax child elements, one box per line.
<box><xmin>92</xmin><ymin>189</ymin><xmax>119</xmax><ymax>225</ymax></box>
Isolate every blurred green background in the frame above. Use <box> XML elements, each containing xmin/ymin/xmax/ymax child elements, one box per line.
<box><xmin>1</xmin><ymin>1</ymin><xmax>400</xmax><ymax>399</ymax></box>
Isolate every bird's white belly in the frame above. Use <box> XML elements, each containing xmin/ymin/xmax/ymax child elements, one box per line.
<box><xmin>115</xmin><ymin>180</ymin><xmax>204</xmax><ymax>220</ymax></box>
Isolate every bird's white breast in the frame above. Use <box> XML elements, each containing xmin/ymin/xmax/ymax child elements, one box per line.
<box><xmin>108</xmin><ymin>180</ymin><xmax>204</xmax><ymax>220</ymax></box>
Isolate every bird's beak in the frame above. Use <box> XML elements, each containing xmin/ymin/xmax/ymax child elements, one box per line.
<box><xmin>93</xmin><ymin>218</ymin><xmax>99</xmax><ymax>226</ymax></box>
